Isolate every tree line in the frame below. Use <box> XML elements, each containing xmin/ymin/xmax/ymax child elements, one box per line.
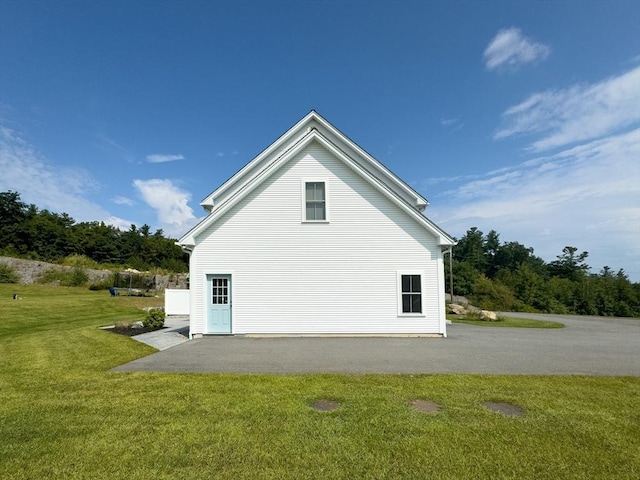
<box><xmin>2</xmin><ymin>190</ymin><xmax>639</xmax><ymax>316</ymax></box>
<box><xmin>446</xmin><ymin>227</ymin><xmax>640</xmax><ymax>317</ymax></box>
<box><xmin>0</xmin><ymin>191</ymin><xmax>188</xmax><ymax>272</ymax></box>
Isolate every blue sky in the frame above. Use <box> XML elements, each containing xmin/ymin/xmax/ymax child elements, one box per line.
<box><xmin>1</xmin><ymin>0</ymin><xmax>639</xmax><ymax>279</ymax></box>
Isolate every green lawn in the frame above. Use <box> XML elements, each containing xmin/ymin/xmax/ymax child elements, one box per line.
<box><xmin>1</xmin><ymin>285</ymin><xmax>639</xmax><ymax>479</ymax></box>
<box><xmin>449</xmin><ymin>315</ymin><xmax>565</xmax><ymax>328</ymax></box>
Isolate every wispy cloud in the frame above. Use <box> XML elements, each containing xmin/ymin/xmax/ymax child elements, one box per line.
<box><xmin>112</xmin><ymin>195</ymin><xmax>135</xmax><ymax>206</ymax></box>
<box><xmin>484</xmin><ymin>28</ymin><xmax>550</xmax><ymax>71</ymax></box>
<box><xmin>132</xmin><ymin>178</ymin><xmax>200</xmax><ymax>236</ymax></box>
<box><xmin>146</xmin><ymin>153</ymin><xmax>185</xmax><ymax>163</ymax></box>
<box><xmin>95</xmin><ymin>133</ymin><xmax>136</xmax><ymax>163</ymax></box>
<box><xmin>0</xmin><ymin>126</ymin><xmax>115</xmax><ymax>223</ymax></box>
<box><xmin>440</xmin><ymin>118</ymin><xmax>464</xmax><ymax>131</ymax></box>
<box><xmin>431</xmin><ymin>128</ymin><xmax>640</xmax><ymax>276</ymax></box>
<box><xmin>495</xmin><ymin>66</ymin><xmax>640</xmax><ymax>151</ymax></box>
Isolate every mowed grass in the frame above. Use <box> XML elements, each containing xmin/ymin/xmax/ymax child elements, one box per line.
<box><xmin>1</xmin><ymin>285</ymin><xmax>639</xmax><ymax>479</ymax></box>
<box><xmin>449</xmin><ymin>315</ymin><xmax>565</xmax><ymax>328</ymax></box>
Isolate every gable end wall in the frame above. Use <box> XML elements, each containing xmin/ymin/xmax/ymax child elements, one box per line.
<box><xmin>190</xmin><ymin>143</ymin><xmax>445</xmax><ymax>335</ymax></box>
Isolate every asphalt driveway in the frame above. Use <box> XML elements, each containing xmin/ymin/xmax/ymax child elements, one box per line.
<box><xmin>112</xmin><ymin>313</ymin><xmax>640</xmax><ymax>376</ymax></box>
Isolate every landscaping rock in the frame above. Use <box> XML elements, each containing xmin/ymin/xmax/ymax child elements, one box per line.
<box><xmin>448</xmin><ymin>303</ymin><xmax>467</xmax><ymax>315</ymax></box>
<box><xmin>480</xmin><ymin>310</ymin><xmax>498</xmax><ymax>321</ymax></box>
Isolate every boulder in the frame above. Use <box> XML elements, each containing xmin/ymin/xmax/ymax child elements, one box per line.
<box><xmin>448</xmin><ymin>303</ymin><xmax>467</xmax><ymax>315</ymax></box>
<box><xmin>480</xmin><ymin>310</ymin><xmax>498</xmax><ymax>321</ymax></box>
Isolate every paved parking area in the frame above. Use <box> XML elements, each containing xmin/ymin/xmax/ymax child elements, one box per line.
<box><xmin>112</xmin><ymin>313</ymin><xmax>640</xmax><ymax>376</ymax></box>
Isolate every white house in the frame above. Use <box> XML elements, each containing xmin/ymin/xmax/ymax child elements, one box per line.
<box><xmin>177</xmin><ymin>111</ymin><xmax>455</xmax><ymax>337</ymax></box>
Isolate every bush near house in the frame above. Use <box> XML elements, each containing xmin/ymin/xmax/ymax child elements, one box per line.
<box><xmin>142</xmin><ymin>308</ymin><xmax>165</xmax><ymax>329</ymax></box>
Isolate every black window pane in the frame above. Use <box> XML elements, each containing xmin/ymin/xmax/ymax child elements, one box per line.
<box><xmin>402</xmin><ymin>295</ymin><xmax>411</xmax><ymax>313</ymax></box>
<box><xmin>412</xmin><ymin>295</ymin><xmax>422</xmax><ymax>313</ymax></box>
<box><xmin>402</xmin><ymin>275</ymin><xmax>410</xmax><ymax>293</ymax></box>
<box><xmin>411</xmin><ymin>275</ymin><xmax>421</xmax><ymax>292</ymax></box>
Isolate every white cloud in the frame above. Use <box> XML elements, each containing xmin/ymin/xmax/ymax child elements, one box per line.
<box><xmin>495</xmin><ymin>66</ymin><xmax>640</xmax><ymax>151</ymax></box>
<box><xmin>484</xmin><ymin>28</ymin><xmax>550</xmax><ymax>71</ymax></box>
<box><xmin>146</xmin><ymin>153</ymin><xmax>185</xmax><ymax>163</ymax></box>
<box><xmin>430</xmin><ymin>128</ymin><xmax>640</xmax><ymax>278</ymax></box>
<box><xmin>0</xmin><ymin>126</ymin><xmax>115</xmax><ymax>223</ymax></box>
<box><xmin>132</xmin><ymin>178</ymin><xmax>200</xmax><ymax>237</ymax></box>
<box><xmin>440</xmin><ymin>118</ymin><xmax>464</xmax><ymax>131</ymax></box>
<box><xmin>112</xmin><ymin>195</ymin><xmax>135</xmax><ymax>206</ymax></box>
<box><xmin>104</xmin><ymin>215</ymin><xmax>135</xmax><ymax>231</ymax></box>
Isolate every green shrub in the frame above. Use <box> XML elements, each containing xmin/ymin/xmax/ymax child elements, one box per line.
<box><xmin>0</xmin><ymin>264</ymin><xmax>19</xmax><ymax>283</ymax></box>
<box><xmin>60</xmin><ymin>254</ymin><xmax>101</xmax><ymax>269</ymax></box>
<box><xmin>470</xmin><ymin>275</ymin><xmax>516</xmax><ymax>311</ymax></box>
<box><xmin>68</xmin><ymin>267</ymin><xmax>89</xmax><ymax>286</ymax></box>
<box><xmin>142</xmin><ymin>308</ymin><xmax>165</xmax><ymax>329</ymax></box>
<box><xmin>37</xmin><ymin>267</ymin><xmax>89</xmax><ymax>287</ymax></box>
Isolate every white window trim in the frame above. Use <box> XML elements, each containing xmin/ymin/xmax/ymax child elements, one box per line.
<box><xmin>301</xmin><ymin>178</ymin><xmax>330</xmax><ymax>223</ymax></box>
<box><xmin>397</xmin><ymin>271</ymin><xmax>426</xmax><ymax>317</ymax></box>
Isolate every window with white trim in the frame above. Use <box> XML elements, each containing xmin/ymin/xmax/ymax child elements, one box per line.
<box><xmin>303</xmin><ymin>180</ymin><xmax>327</xmax><ymax>221</ymax></box>
<box><xmin>400</xmin><ymin>274</ymin><xmax>422</xmax><ymax>314</ymax></box>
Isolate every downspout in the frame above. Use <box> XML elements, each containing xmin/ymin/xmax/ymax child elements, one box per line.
<box><xmin>441</xmin><ymin>246</ymin><xmax>454</xmax><ymax>338</ymax></box>
<box><xmin>176</xmin><ymin>243</ymin><xmax>194</xmax><ymax>338</ymax></box>
<box><xmin>446</xmin><ymin>246</ymin><xmax>454</xmax><ymax>302</ymax></box>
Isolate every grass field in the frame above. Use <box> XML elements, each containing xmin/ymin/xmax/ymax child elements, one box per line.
<box><xmin>448</xmin><ymin>315</ymin><xmax>565</xmax><ymax>328</ymax></box>
<box><xmin>1</xmin><ymin>285</ymin><xmax>639</xmax><ymax>479</ymax></box>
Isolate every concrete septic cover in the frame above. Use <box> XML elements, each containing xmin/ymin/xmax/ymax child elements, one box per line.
<box><xmin>483</xmin><ymin>401</ymin><xmax>525</xmax><ymax>416</ymax></box>
<box><xmin>410</xmin><ymin>399</ymin><xmax>441</xmax><ymax>413</ymax></box>
<box><xmin>311</xmin><ymin>400</ymin><xmax>341</xmax><ymax>412</ymax></box>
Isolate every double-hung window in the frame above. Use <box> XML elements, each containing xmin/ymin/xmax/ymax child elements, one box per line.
<box><xmin>399</xmin><ymin>273</ymin><xmax>423</xmax><ymax>314</ymax></box>
<box><xmin>303</xmin><ymin>180</ymin><xmax>328</xmax><ymax>222</ymax></box>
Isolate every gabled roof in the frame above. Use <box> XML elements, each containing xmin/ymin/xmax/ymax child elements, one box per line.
<box><xmin>178</xmin><ymin>111</ymin><xmax>455</xmax><ymax>247</ymax></box>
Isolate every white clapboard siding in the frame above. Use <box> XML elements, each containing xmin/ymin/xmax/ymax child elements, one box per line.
<box><xmin>189</xmin><ymin>141</ymin><xmax>446</xmax><ymax>335</ymax></box>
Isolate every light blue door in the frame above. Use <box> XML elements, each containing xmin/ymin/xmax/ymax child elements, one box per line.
<box><xmin>207</xmin><ymin>275</ymin><xmax>231</xmax><ymax>334</ymax></box>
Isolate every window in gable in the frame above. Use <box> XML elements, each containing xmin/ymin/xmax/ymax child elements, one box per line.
<box><xmin>304</xmin><ymin>181</ymin><xmax>327</xmax><ymax>221</ymax></box>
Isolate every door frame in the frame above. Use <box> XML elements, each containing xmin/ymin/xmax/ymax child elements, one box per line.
<box><xmin>205</xmin><ymin>273</ymin><xmax>233</xmax><ymax>334</ymax></box>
